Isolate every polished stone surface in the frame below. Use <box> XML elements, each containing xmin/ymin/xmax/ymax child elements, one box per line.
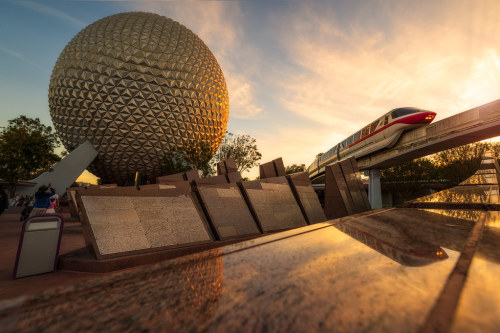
<box><xmin>0</xmin><ymin>208</ymin><xmax>478</xmax><ymax>332</ymax></box>
<box><xmin>459</xmin><ymin>173</ymin><xmax>497</xmax><ymax>185</ymax></box>
<box><xmin>407</xmin><ymin>154</ymin><xmax>500</xmax><ymax>210</ymax></box>
<box><xmin>475</xmin><ymin>169</ymin><xmax>498</xmax><ymax>175</ymax></box>
<box><xmin>450</xmin><ymin>210</ymin><xmax>500</xmax><ymax>333</ymax></box>
<box><xmin>412</xmin><ymin>186</ymin><xmax>495</xmax><ymax>204</ymax></box>
<box><xmin>2</xmin><ymin>153</ymin><xmax>499</xmax><ymax>331</ymax></box>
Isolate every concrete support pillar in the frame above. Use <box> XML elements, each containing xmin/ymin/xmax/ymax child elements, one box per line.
<box><xmin>368</xmin><ymin>169</ymin><xmax>382</xmax><ymax>209</ymax></box>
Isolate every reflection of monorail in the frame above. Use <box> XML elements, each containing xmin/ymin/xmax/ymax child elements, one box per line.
<box><xmin>307</xmin><ymin>107</ymin><xmax>437</xmax><ymax>179</ymax></box>
<box><xmin>336</xmin><ymin>222</ymin><xmax>448</xmax><ymax>266</ymax></box>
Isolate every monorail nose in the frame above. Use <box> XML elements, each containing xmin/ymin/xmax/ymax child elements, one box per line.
<box><xmin>424</xmin><ymin>112</ymin><xmax>436</xmax><ymax>121</ymax></box>
<box><xmin>401</xmin><ymin>111</ymin><xmax>437</xmax><ymax>124</ymax></box>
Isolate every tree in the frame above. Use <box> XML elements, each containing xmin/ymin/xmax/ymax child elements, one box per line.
<box><xmin>211</xmin><ymin>132</ymin><xmax>262</xmax><ymax>173</ymax></box>
<box><xmin>285</xmin><ymin>164</ymin><xmax>306</xmax><ymax>174</ymax></box>
<box><xmin>0</xmin><ymin>116</ymin><xmax>61</xmax><ymax>196</ymax></box>
<box><xmin>164</xmin><ymin>140</ymin><xmax>214</xmax><ymax>177</ymax></box>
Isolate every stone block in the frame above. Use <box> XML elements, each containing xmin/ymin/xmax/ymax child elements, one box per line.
<box><xmin>94</xmin><ymin>233</ymin><xmax>150</xmax><ymax>256</ymax></box>
<box><xmin>259</xmin><ymin>161</ymin><xmax>277</xmax><ymax>179</ymax></box>
<box><xmin>340</xmin><ymin>158</ymin><xmax>369</xmax><ymax>213</ymax></box>
<box><xmin>241</xmin><ymin>177</ymin><xmax>307</xmax><ymax>232</ymax></box>
<box><xmin>139</xmin><ymin>184</ymin><xmax>178</xmax><ymax>190</ymax></box>
<box><xmin>86</xmin><ymin>184</ymin><xmax>118</xmax><ymax>189</ymax></box>
<box><xmin>194</xmin><ymin>175</ymin><xmax>229</xmax><ymax>186</ymax></box>
<box><xmin>226</xmin><ymin>171</ymin><xmax>242</xmax><ymax>183</ymax></box>
<box><xmin>78</xmin><ymin>189</ymin><xmax>212</xmax><ymax>259</ymax></box>
<box><xmin>197</xmin><ymin>184</ymin><xmax>260</xmax><ymax>239</ymax></box>
<box><xmin>185</xmin><ymin>169</ymin><xmax>201</xmax><ymax>180</ymax></box>
<box><xmin>347</xmin><ymin>157</ymin><xmax>371</xmax><ymax>210</ymax></box>
<box><xmin>224</xmin><ymin>157</ymin><xmax>238</xmax><ymax>173</ymax></box>
<box><xmin>216</xmin><ymin>161</ymin><xmax>227</xmax><ymax>175</ymax></box>
<box><xmin>81</xmin><ymin>196</ymin><xmax>134</xmax><ymax>212</ymax></box>
<box><xmin>67</xmin><ymin>188</ymin><xmax>80</xmax><ymax>217</ymax></box>
<box><xmin>324</xmin><ymin>164</ymin><xmax>352</xmax><ymax>219</ymax></box>
<box><xmin>287</xmin><ymin>172</ymin><xmax>326</xmax><ymax>224</ymax></box>
<box><xmin>273</xmin><ymin>158</ymin><xmax>286</xmax><ymax>177</ymax></box>
<box><xmin>156</xmin><ymin>173</ymin><xmax>185</xmax><ymax>183</ymax></box>
<box><xmin>77</xmin><ymin>182</ymin><xmax>192</xmax><ymax>198</ymax></box>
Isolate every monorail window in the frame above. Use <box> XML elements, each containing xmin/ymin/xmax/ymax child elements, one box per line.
<box><xmin>391</xmin><ymin>108</ymin><xmax>419</xmax><ymax>119</ymax></box>
<box><xmin>362</xmin><ymin>125</ymin><xmax>370</xmax><ymax>136</ymax></box>
<box><xmin>384</xmin><ymin>115</ymin><xmax>389</xmax><ymax>125</ymax></box>
<box><xmin>353</xmin><ymin>131</ymin><xmax>361</xmax><ymax>141</ymax></box>
<box><xmin>370</xmin><ymin>120</ymin><xmax>379</xmax><ymax>133</ymax></box>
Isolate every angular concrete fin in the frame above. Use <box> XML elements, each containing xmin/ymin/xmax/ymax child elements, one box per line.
<box><xmin>216</xmin><ymin>161</ymin><xmax>227</xmax><ymax>175</ymax></box>
<box><xmin>287</xmin><ymin>172</ymin><xmax>326</xmax><ymax>224</ymax></box>
<box><xmin>340</xmin><ymin>158</ymin><xmax>370</xmax><ymax>213</ymax></box>
<box><xmin>17</xmin><ymin>141</ymin><xmax>98</xmax><ymax>196</ymax></box>
<box><xmin>259</xmin><ymin>160</ymin><xmax>277</xmax><ymax>179</ymax></box>
<box><xmin>272</xmin><ymin>158</ymin><xmax>286</xmax><ymax>177</ymax></box>
<box><xmin>224</xmin><ymin>157</ymin><xmax>238</xmax><ymax>173</ymax></box>
<box><xmin>347</xmin><ymin>157</ymin><xmax>371</xmax><ymax>210</ymax></box>
<box><xmin>324</xmin><ymin>163</ymin><xmax>353</xmax><ymax>218</ymax></box>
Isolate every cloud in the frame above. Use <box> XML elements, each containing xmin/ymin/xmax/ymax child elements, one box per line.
<box><xmin>120</xmin><ymin>0</ymin><xmax>500</xmax><ymax>173</ymax></box>
<box><xmin>273</xmin><ymin>1</ymin><xmax>500</xmax><ymax>136</ymax></box>
<box><xmin>14</xmin><ymin>1</ymin><xmax>86</xmax><ymax>27</ymax></box>
<box><xmin>258</xmin><ymin>126</ymin><xmax>343</xmax><ymax>163</ymax></box>
<box><xmin>226</xmin><ymin>74</ymin><xmax>263</xmax><ymax>119</ymax></box>
<box><xmin>126</xmin><ymin>1</ymin><xmax>264</xmax><ymax>119</ymax></box>
<box><xmin>0</xmin><ymin>45</ymin><xmax>45</xmax><ymax>70</ymax></box>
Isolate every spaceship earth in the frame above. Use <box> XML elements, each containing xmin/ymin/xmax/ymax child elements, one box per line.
<box><xmin>49</xmin><ymin>12</ymin><xmax>229</xmax><ymax>185</ymax></box>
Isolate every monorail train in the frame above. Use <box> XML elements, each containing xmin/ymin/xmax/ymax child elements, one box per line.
<box><xmin>307</xmin><ymin>107</ymin><xmax>437</xmax><ymax>179</ymax></box>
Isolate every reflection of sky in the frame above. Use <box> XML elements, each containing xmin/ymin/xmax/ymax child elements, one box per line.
<box><xmin>1</xmin><ymin>1</ymin><xmax>500</xmax><ymax>181</ymax></box>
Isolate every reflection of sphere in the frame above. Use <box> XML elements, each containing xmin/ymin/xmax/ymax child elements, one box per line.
<box><xmin>49</xmin><ymin>12</ymin><xmax>229</xmax><ymax>184</ymax></box>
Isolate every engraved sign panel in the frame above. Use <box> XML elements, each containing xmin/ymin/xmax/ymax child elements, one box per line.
<box><xmin>80</xmin><ymin>195</ymin><xmax>211</xmax><ymax>258</ymax></box>
<box><xmin>294</xmin><ymin>185</ymin><xmax>327</xmax><ymax>224</ymax></box>
<box><xmin>243</xmin><ymin>182</ymin><xmax>307</xmax><ymax>232</ymax></box>
<box><xmin>197</xmin><ymin>186</ymin><xmax>260</xmax><ymax>239</ymax></box>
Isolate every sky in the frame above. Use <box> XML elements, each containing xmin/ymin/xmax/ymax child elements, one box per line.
<box><xmin>1</xmin><ymin>0</ymin><xmax>500</xmax><ymax>183</ymax></box>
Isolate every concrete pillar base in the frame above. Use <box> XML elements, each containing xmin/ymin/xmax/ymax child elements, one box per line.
<box><xmin>368</xmin><ymin>169</ymin><xmax>383</xmax><ymax>209</ymax></box>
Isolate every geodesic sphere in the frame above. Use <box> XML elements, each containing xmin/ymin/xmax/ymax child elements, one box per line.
<box><xmin>49</xmin><ymin>12</ymin><xmax>229</xmax><ymax>185</ymax></box>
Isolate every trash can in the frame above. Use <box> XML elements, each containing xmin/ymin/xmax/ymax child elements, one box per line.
<box><xmin>13</xmin><ymin>214</ymin><xmax>64</xmax><ymax>279</ymax></box>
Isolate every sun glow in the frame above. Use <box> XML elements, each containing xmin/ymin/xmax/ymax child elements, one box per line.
<box><xmin>457</xmin><ymin>50</ymin><xmax>500</xmax><ymax>109</ymax></box>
